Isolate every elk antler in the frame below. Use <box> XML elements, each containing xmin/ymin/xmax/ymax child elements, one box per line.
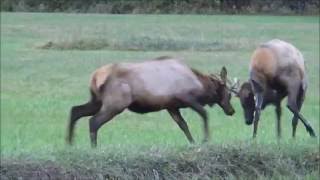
<box><xmin>227</xmin><ymin>78</ymin><xmax>240</xmax><ymax>95</ymax></box>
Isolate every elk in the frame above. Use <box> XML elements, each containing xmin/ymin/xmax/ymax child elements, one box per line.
<box><xmin>234</xmin><ymin>39</ymin><xmax>316</xmax><ymax>138</ymax></box>
<box><xmin>67</xmin><ymin>57</ymin><xmax>235</xmax><ymax>147</ymax></box>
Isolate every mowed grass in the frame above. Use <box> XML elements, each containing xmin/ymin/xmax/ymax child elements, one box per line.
<box><xmin>1</xmin><ymin>13</ymin><xmax>319</xmax><ymax>179</ymax></box>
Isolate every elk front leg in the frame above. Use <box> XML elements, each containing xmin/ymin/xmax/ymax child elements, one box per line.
<box><xmin>251</xmin><ymin>79</ymin><xmax>264</xmax><ymax>139</ymax></box>
<box><xmin>168</xmin><ymin>109</ymin><xmax>195</xmax><ymax>144</ymax></box>
<box><xmin>177</xmin><ymin>96</ymin><xmax>209</xmax><ymax>143</ymax></box>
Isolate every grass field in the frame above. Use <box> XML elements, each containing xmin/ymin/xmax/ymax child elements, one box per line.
<box><xmin>1</xmin><ymin>13</ymin><xmax>319</xmax><ymax>179</ymax></box>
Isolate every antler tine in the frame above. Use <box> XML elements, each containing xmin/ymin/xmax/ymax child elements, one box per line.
<box><xmin>226</xmin><ymin>78</ymin><xmax>232</xmax><ymax>86</ymax></box>
<box><xmin>232</xmin><ymin>78</ymin><xmax>240</xmax><ymax>89</ymax></box>
<box><xmin>229</xmin><ymin>88</ymin><xmax>239</xmax><ymax>94</ymax></box>
<box><xmin>226</xmin><ymin>77</ymin><xmax>235</xmax><ymax>87</ymax></box>
<box><xmin>209</xmin><ymin>73</ymin><xmax>219</xmax><ymax>78</ymax></box>
<box><xmin>228</xmin><ymin>77</ymin><xmax>240</xmax><ymax>95</ymax></box>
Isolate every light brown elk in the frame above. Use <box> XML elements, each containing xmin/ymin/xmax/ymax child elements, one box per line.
<box><xmin>235</xmin><ymin>39</ymin><xmax>316</xmax><ymax>138</ymax></box>
<box><xmin>67</xmin><ymin>57</ymin><xmax>235</xmax><ymax>147</ymax></box>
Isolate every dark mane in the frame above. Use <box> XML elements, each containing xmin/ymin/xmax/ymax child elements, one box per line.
<box><xmin>259</xmin><ymin>43</ymin><xmax>271</xmax><ymax>49</ymax></box>
<box><xmin>191</xmin><ymin>68</ymin><xmax>221</xmax><ymax>83</ymax></box>
<box><xmin>191</xmin><ymin>68</ymin><xmax>222</xmax><ymax>103</ymax></box>
<box><xmin>153</xmin><ymin>56</ymin><xmax>173</xmax><ymax>60</ymax></box>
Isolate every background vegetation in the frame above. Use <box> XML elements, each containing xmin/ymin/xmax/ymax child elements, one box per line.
<box><xmin>1</xmin><ymin>0</ymin><xmax>319</xmax><ymax>14</ymax></box>
<box><xmin>1</xmin><ymin>13</ymin><xmax>319</xmax><ymax>179</ymax></box>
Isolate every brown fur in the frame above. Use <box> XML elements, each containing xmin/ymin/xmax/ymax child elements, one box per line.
<box><xmin>239</xmin><ymin>39</ymin><xmax>315</xmax><ymax>138</ymax></box>
<box><xmin>67</xmin><ymin>58</ymin><xmax>235</xmax><ymax>147</ymax></box>
<box><xmin>89</xmin><ymin>56</ymin><xmax>175</xmax><ymax>99</ymax></box>
<box><xmin>250</xmin><ymin>47</ymin><xmax>277</xmax><ymax>81</ymax></box>
<box><xmin>90</xmin><ymin>64</ymin><xmax>114</xmax><ymax>100</ymax></box>
<box><xmin>191</xmin><ymin>69</ymin><xmax>221</xmax><ymax>105</ymax></box>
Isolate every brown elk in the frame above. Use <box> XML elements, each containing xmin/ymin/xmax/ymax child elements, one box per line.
<box><xmin>235</xmin><ymin>39</ymin><xmax>316</xmax><ymax>138</ymax></box>
<box><xmin>67</xmin><ymin>57</ymin><xmax>236</xmax><ymax>147</ymax></box>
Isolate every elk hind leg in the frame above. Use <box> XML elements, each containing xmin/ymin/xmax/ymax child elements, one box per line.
<box><xmin>287</xmin><ymin>83</ymin><xmax>316</xmax><ymax>137</ymax></box>
<box><xmin>90</xmin><ymin>83</ymin><xmax>132</xmax><ymax>147</ymax></box>
<box><xmin>67</xmin><ymin>91</ymin><xmax>101</xmax><ymax>145</ymax></box>
<box><xmin>275</xmin><ymin>104</ymin><xmax>282</xmax><ymax>138</ymax></box>
<box><xmin>89</xmin><ymin>106</ymin><xmax>124</xmax><ymax>148</ymax></box>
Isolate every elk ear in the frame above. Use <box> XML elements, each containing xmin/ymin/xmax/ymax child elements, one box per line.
<box><xmin>220</xmin><ymin>66</ymin><xmax>227</xmax><ymax>83</ymax></box>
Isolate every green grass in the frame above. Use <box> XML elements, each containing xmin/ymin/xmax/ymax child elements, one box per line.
<box><xmin>2</xmin><ymin>144</ymin><xmax>319</xmax><ymax>179</ymax></box>
<box><xmin>1</xmin><ymin>13</ymin><xmax>319</xmax><ymax>179</ymax></box>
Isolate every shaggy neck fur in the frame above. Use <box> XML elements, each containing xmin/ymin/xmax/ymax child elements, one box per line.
<box><xmin>191</xmin><ymin>69</ymin><xmax>221</xmax><ymax>105</ymax></box>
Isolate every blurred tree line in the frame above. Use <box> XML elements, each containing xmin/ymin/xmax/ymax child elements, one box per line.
<box><xmin>1</xmin><ymin>0</ymin><xmax>319</xmax><ymax>14</ymax></box>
